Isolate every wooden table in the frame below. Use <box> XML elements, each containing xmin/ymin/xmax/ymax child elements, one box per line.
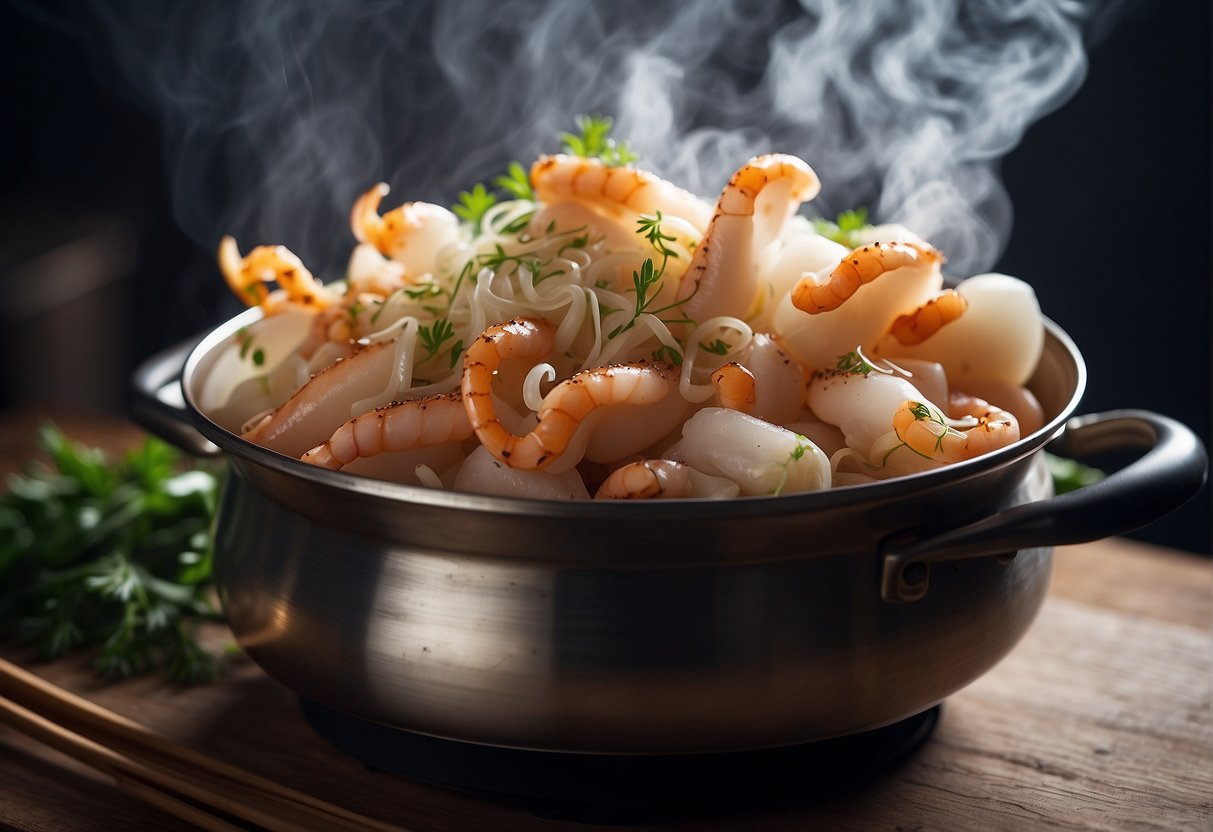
<box><xmin>1</xmin><ymin>408</ymin><xmax>1210</xmax><ymax>830</ymax></box>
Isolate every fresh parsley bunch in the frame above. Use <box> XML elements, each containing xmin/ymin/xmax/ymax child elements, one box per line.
<box><xmin>0</xmin><ymin>425</ymin><xmax>223</xmax><ymax>683</ymax></box>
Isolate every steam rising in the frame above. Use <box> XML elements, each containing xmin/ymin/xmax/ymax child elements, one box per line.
<box><xmin>85</xmin><ymin>0</ymin><xmax>1108</xmax><ymax>279</ymax></box>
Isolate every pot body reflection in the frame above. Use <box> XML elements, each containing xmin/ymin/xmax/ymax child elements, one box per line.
<box><xmin>214</xmin><ymin>446</ymin><xmax>1052</xmax><ymax>753</ymax></box>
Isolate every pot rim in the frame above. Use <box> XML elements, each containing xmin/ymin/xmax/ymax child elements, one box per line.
<box><xmin>181</xmin><ymin>306</ymin><xmax>1087</xmax><ymax>519</ymax></box>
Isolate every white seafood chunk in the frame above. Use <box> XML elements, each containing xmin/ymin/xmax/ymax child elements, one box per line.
<box><xmin>665</xmin><ymin>407</ymin><xmax>830</xmax><ymax>496</ymax></box>
<box><xmin>806</xmin><ymin>371</ymin><xmax>932</xmax><ymax>462</ymax></box>
<box><xmin>453</xmin><ymin>445</ymin><xmax>591</xmax><ymax>500</ymax></box>
<box><xmin>876</xmin><ymin>273</ymin><xmax>1044</xmax><ymax>387</ymax></box>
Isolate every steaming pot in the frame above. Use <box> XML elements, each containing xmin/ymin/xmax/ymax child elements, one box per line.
<box><xmin>132</xmin><ymin>308</ymin><xmax>1205</xmax><ymax>754</ymax></box>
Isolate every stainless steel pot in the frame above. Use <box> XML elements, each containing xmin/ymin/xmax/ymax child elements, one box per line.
<box><xmin>132</xmin><ymin>308</ymin><xmax>1206</xmax><ymax>754</ymax></box>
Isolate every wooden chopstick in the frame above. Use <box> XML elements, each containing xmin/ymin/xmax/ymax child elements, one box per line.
<box><xmin>0</xmin><ymin>658</ymin><xmax>411</xmax><ymax>832</ymax></box>
<box><xmin>112</xmin><ymin>772</ymin><xmax>247</xmax><ymax>832</ymax></box>
<box><xmin>0</xmin><ymin>694</ymin><xmax>257</xmax><ymax>831</ymax></box>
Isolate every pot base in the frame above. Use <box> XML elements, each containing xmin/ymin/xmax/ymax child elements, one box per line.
<box><xmin>300</xmin><ymin>699</ymin><xmax>939</xmax><ymax>822</ymax></box>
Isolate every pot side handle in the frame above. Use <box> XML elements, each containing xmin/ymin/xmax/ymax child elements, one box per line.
<box><xmin>128</xmin><ymin>335</ymin><xmax>222</xmax><ymax>458</ymax></box>
<box><xmin>881</xmin><ymin>410</ymin><xmax>1207</xmax><ymax>603</ymax></box>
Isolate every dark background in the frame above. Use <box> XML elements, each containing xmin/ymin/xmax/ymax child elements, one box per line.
<box><xmin>1</xmin><ymin>1</ymin><xmax>1208</xmax><ymax>553</ymax></box>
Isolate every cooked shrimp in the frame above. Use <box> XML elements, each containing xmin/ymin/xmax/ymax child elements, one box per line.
<box><xmin>530</xmin><ymin>154</ymin><xmax>712</xmax><ymax>234</ymax></box>
<box><xmin>751</xmin><ymin>216</ymin><xmax>849</xmax><ymax>330</ymax></box>
<box><xmin>711</xmin><ymin>363</ymin><xmax>756</xmax><ymax>414</ymax></box>
<box><xmin>350</xmin><ymin>183</ymin><xmax>460</xmax><ymax>278</ymax></box>
<box><xmin>956</xmin><ymin>378</ymin><xmax>1045</xmax><ymax>437</ymax></box>
<box><xmin>791</xmin><ymin>241</ymin><xmax>942</xmax><ymax>315</ymax></box>
<box><xmin>594</xmin><ymin>459</ymin><xmax>740</xmax><ymax>500</ymax></box>
<box><xmin>675</xmin><ymin>154</ymin><xmax>821</xmax><ymax>325</ymax></box>
<box><xmin>595</xmin><ymin>459</ymin><xmax>689</xmax><ymax>499</ymax></box>
<box><xmin>774</xmin><ymin>240</ymin><xmax>944</xmax><ymax>369</ymax></box>
<box><xmin>301</xmin><ymin>390</ymin><xmax>472</xmax><ymax>469</ymax></box>
<box><xmin>465</xmin><ymin>336</ymin><xmax>679</xmax><ymax>471</ymax></box>
<box><xmin>506</xmin><ymin>361</ymin><xmax>679</xmax><ymax>471</ymax></box>
<box><xmin>218</xmin><ymin>236</ymin><xmax>333</xmax><ymax>311</ymax></box>
<box><xmin>461</xmin><ymin>317</ymin><xmax>557</xmax><ymax>454</ymax></box>
<box><xmin>886</xmin><ymin>289</ymin><xmax>967</xmax><ymax>346</ymax></box>
<box><xmin>892</xmin><ymin>394</ymin><xmax>1019</xmax><ymax>463</ymax></box>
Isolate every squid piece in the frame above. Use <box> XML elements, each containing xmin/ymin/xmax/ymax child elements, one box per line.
<box><xmin>675</xmin><ymin>154</ymin><xmax>821</xmax><ymax>325</ymax></box>
<box><xmin>665</xmin><ymin>407</ymin><xmax>831</xmax><ymax>496</ymax></box>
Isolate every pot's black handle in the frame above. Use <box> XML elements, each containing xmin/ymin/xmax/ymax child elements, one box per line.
<box><xmin>881</xmin><ymin>410</ymin><xmax>1207</xmax><ymax>602</ymax></box>
<box><xmin>128</xmin><ymin>335</ymin><xmax>222</xmax><ymax>458</ymax></box>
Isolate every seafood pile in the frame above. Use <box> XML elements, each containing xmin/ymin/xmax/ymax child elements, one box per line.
<box><xmin>206</xmin><ymin>124</ymin><xmax>1045</xmax><ymax>500</ymax></box>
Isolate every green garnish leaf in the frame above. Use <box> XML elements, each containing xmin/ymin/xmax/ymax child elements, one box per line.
<box><xmin>561</xmin><ymin>114</ymin><xmax>638</xmax><ymax>167</ymax></box>
<box><xmin>0</xmin><ymin>426</ymin><xmax>224</xmax><ymax>683</ymax></box>
<box><xmin>493</xmin><ymin>162</ymin><xmax>534</xmax><ymax>201</ymax></box>
<box><xmin>497</xmin><ymin>210</ymin><xmax>535</xmax><ymax>236</ymax></box>
<box><xmin>836</xmin><ymin>350</ymin><xmax>875</xmax><ymax>375</ymax></box>
<box><xmin>700</xmin><ymin>338</ymin><xmax>731</xmax><ymax>356</ymax></box>
<box><xmin>453</xmin><ymin>183</ymin><xmax>497</xmax><ymax>234</ymax></box>
<box><xmin>652</xmin><ymin>344</ymin><xmax>683</xmax><ymax>366</ymax></box>
<box><xmin>814</xmin><ymin>207</ymin><xmax>872</xmax><ymax>248</ymax></box>
<box><xmin>418</xmin><ymin>317</ymin><xmax>457</xmax><ymax>362</ymax></box>
<box><xmin>236</xmin><ymin>328</ymin><xmax>266</xmax><ymax>368</ymax></box>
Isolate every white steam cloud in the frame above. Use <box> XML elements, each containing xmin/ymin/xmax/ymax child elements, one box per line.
<box><xmin>83</xmin><ymin>0</ymin><xmax>1114</xmax><ymax>279</ymax></box>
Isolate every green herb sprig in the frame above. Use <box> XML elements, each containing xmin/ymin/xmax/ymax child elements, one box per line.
<box><xmin>607</xmin><ymin>212</ymin><xmax>692</xmax><ymax>339</ymax></box>
<box><xmin>771</xmin><ymin>436</ymin><xmax>813</xmax><ymax>496</ymax></box>
<box><xmin>0</xmin><ymin>426</ymin><xmax>223</xmax><ymax>683</ymax></box>
<box><xmin>418</xmin><ymin>317</ymin><xmax>458</xmax><ymax>363</ymax></box>
<box><xmin>836</xmin><ymin>349</ymin><xmax>875</xmax><ymax>376</ymax></box>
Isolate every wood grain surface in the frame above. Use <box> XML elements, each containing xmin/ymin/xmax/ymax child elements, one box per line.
<box><xmin>0</xmin><ymin>407</ymin><xmax>1209</xmax><ymax>831</ymax></box>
